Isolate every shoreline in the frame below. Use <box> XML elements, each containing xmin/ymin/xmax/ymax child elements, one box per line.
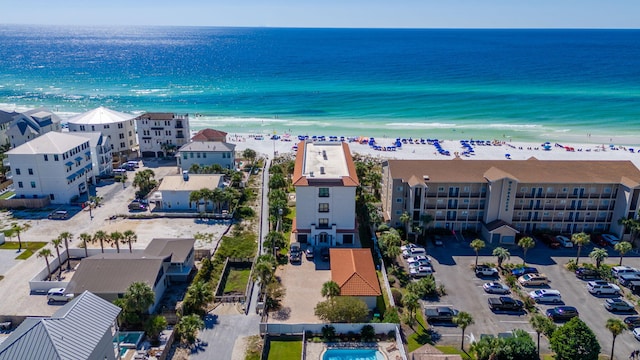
<box><xmin>227</xmin><ymin>132</ymin><xmax>640</xmax><ymax>170</ymax></box>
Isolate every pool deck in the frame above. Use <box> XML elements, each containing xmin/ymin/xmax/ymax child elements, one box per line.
<box><xmin>306</xmin><ymin>341</ymin><xmax>401</xmax><ymax>360</ymax></box>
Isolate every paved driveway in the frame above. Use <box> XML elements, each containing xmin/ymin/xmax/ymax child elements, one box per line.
<box><xmin>0</xmin><ymin>250</ymin><xmax>19</xmax><ymax>275</ymax></box>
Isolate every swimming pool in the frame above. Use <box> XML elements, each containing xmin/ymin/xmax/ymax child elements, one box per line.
<box><xmin>322</xmin><ymin>349</ymin><xmax>384</xmax><ymax>360</ymax></box>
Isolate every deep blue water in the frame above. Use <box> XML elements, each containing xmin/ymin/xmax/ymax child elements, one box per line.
<box><xmin>0</xmin><ymin>26</ymin><xmax>639</xmax><ymax>142</ymax></box>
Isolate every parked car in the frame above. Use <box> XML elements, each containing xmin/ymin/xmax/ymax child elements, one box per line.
<box><xmin>518</xmin><ymin>274</ymin><xmax>549</xmax><ymax>287</ymax></box>
<box><xmin>305</xmin><ymin>247</ymin><xmax>314</xmax><ymax>260</ymax></box>
<box><xmin>611</xmin><ymin>266</ymin><xmax>639</xmax><ymax>279</ymax></box>
<box><xmin>602</xmin><ymin>234</ymin><xmax>620</xmax><ymax>246</ymax></box>
<box><xmin>575</xmin><ymin>267</ymin><xmax>600</xmax><ymax>280</ymax></box>
<box><xmin>410</xmin><ymin>266</ymin><xmax>434</xmax><ymax>278</ymax></box>
<box><xmin>47</xmin><ymin>288</ymin><xmax>74</xmax><ymax>303</ymax></box>
<box><xmin>402</xmin><ymin>247</ymin><xmax>426</xmax><ymax>258</ymax></box>
<box><xmin>289</xmin><ymin>242</ymin><xmax>302</xmax><ymax>263</ymax></box>
<box><xmin>528</xmin><ymin>289</ymin><xmax>562</xmax><ymax>303</ymax></box>
<box><xmin>483</xmin><ymin>282</ymin><xmax>510</xmax><ymax>294</ymax></box>
<box><xmin>128</xmin><ymin>200</ymin><xmax>148</xmax><ymax>211</ymax></box>
<box><xmin>400</xmin><ymin>243</ymin><xmax>419</xmax><ymax>252</ymax></box>
<box><xmin>511</xmin><ymin>266</ymin><xmax>539</xmax><ymax>277</ymax></box>
<box><xmin>587</xmin><ymin>280</ymin><xmax>620</xmax><ymax>295</ymax></box>
<box><xmin>539</xmin><ymin>234</ymin><xmax>561</xmax><ymax>249</ymax></box>
<box><xmin>634</xmin><ymin>327</ymin><xmax>640</xmax><ymax>341</ymax></box>
<box><xmin>126</xmin><ymin>160</ymin><xmax>140</xmax><ymax>169</ymax></box>
<box><xmin>408</xmin><ymin>260</ymin><xmax>431</xmax><ymax>269</ymax></box>
<box><xmin>555</xmin><ymin>235</ymin><xmax>573</xmax><ymax>248</ymax></box>
<box><xmin>475</xmin><ymin>266</ymin><xmax>499</xmax><ymax>277</ymax></box>
<box><xmin>624</xmin><ymin>316</ymin><xmax>640</xmax><ymax>329</ymax></box>
<box><xmin>590</xmin><ymin>234</ymin><xmax>608</xmax><ymax>247</ymax></box>
<box><xmin>406</xmin><ymin>255</ymin><xmax>429</xmax><ymax>264</ymax></box>
<box><xmin>488</xmin><ymin>296</ymin><xmax>524</xmax><ymax>311</ymax></box>
<box><xmin>48</xmin><ymin>210</ymin><xmax>68</xmax><ymax>220</ymax></box>
<box><xmin>604</xmin><ymin>298</ymin><xmax>635</xmax><ymax>312</ymax></box>
<box><xmin>619</xmin><ymin>273</ymin><xmax>640</xmax><ymax>287</ymax></box>
<box><xmin>546</xmin><ymin>306</ymin><xmax>579</xmax><ymax>321</ymax></box>
<box><xmin>425</xmin><ymin>307</ymin><xmax>458</xmax><ymax>322</ymax></box>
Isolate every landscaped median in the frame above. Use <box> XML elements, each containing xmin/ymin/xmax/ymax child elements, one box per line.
<box><xmin>0</xmin><ymin>241</ymin><xmax>47</xmax><ymax>260</ymax></box>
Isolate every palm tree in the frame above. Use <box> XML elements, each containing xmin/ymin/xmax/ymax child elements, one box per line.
<box><xmin>93</xmin><ymin>230</ymin><xmax>108</xmax><ymax>253</ymax></box>
<box><xmin>189</xmin><ymin>163</ymin><xmax>201</xmax><ymax>174</ymax></box>
<box><xmin>530</xmin><ymin>314</ymin><xmax>554</xmax><ymax>357</ymax></box>
<box><xmin>492</xmin><ymin>247</ymin><xmax>510</xmax><ymax>268</ymax></box>
<box><xmin>470</xmin><ymin>239</ymin><xmax>485</xmax><ymax>267</ymax></box>
<box><xmin>571</xmin><ymin>232</ymin><xmax>591</xmax><ymax>264</ymax></box>
<box><xmin>619</xmin><ymin>217</ymin><xmax>640</xmax><ymax>243</ymax></box>
<box><xmin>189</xmin><ymin>190</ymin><xmax>202</xmax><ymax>211</ymax></box>
<box><xmin>51</xmin><ymin>238</ymin><xmax>63</xmax><ymax>277</ymax></box>
<box><xmin>58</xmin><ymin>231</ymin><xmax>74</xmax><ymax>270</ymax></box>
<box><xmin>252</xmin><ymin>254</ymin><xmax>276</xmax><ymax>285</ymax></box>
<box><xmin>590</xmin><ymin>248</ymin><xmax>609</xmax><ymax>268</ymax></box>
<box><xmin>399</xmin><ymin>212</ymin><xmax>411</xmax><ymax>239</ymax></box>
<box><xmin>403</xmin><ymin>292</ymin><xmax>420</xmax><ymax>328</ymax></box>
<box><xmin>211</xmin><ymin>187</ymin><xmax>224</xmax><ymax>213</ymax></box>
<box><xmin>79</xmin><ymin>233</ymin><xmax>91</xmax><ymax>258</ymax></box>
<box><xmin>10</xmin><ymin>223</ymin><xmax>30</xmax><ymax>252</ymax></box>
<box><xmin>452</xmin><ymin>311</ymin><xmax>474</xmax><ymax>350</ymax></box>
<box><xmin>321</xmin><ymin>281</ymin><xmax>341</xmax><ymax>300</ymax></box>
<box><xmin>419</xmin><ymin>213</ymin><xmax>434</xmax><ymax>245</ymax></box>
<box><xmin>518</xmin><ymin>236</ymin><xmax>535</xmax><ymax>265</ymax></box>
<box><xmin>177</xmin><ymin>314</ymin><xmax>205</xmax><ymax>345</ymax></box>
<box><xmin>264</xmin><ymin>231</ymin><xmax>286</xmax><ymax>256</ymax></box>
<box><xmin>109</xmin><ymin>231</ymin><xmax>124</xmax><ymax>253</ymax></box>
<box><xmin>199</xmin><ymin>188</ymin><xmax>214</xmax><ymax>212</ymax></box>
<box><xmin>123</xmin><ymin>230</ymin><xmax>137</xmax><ymax>253</ymax></box>
<box><xmin>606</xmin><ymin>318</ymin><xmax>626</xmax><ymax>360</ymax></box>
<box><xmin>242</xmin><ymin>148</ymin><xmax>257</xmax><ymax>166</ymax></box>
<box><xmin>37</xmin><ymin>248</ymin><xmax>53</xmax><ymax>280</ymax></box>
<box><xmin>184</xmin><ymin>280</ymin><xmax>214</xmax><ymax>315</ymax></box>
<box><xmin>614</xmin><ymin>241</ymin><xmax>633</xmax><ymax>266</ymax></box>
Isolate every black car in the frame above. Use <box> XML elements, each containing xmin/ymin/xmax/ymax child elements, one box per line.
<box><xmin>575</xmin><ymin>268</ymin><xmax>600</xmax><ymax>280</ymax></box>
<box><xmin>624</xmin><ymin>316</ymin><xmax>640</xmax><ymax>329</ymax></box>
<box><xmin>320</xmin><ymin>247</ymin><xmax>330</xmax><ymax>261</ymax></box>
<box><xmin>540</xmin><ymin>234</ymin><xmax>561</xmax><ymax>249</ymax></box>
<box><xmin>546</xmin><ymin>306</ymin><xmax>579</xmax><ymax>321</ymax></box>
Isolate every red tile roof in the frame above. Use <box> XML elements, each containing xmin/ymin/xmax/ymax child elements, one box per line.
<box><xmin>330</xmin><ymin>249</ymin><xmax>381</xmax><ymax>297</ymax></box>
<box><xmin>191</xmin><ymin>128</ymin><xmax>228</xmax><ymax>142</ymax></box>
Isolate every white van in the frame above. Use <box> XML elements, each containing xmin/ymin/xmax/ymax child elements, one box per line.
<box><xmin>47</xmin><ymin>288</ymin><xmax>74</xmax><ymax>303</ymax></box>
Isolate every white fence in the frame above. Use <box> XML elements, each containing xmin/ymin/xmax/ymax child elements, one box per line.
<box><xmin>260</xmin><ymin>322</ymin><xmax>397</xmax><ymax>336</ymax></box>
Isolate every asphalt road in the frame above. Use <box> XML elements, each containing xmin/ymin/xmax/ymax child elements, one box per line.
<box><xmin>419</xmin><ymin>236</ymin><xmax>640</xmax><ymax>358</ymax></box>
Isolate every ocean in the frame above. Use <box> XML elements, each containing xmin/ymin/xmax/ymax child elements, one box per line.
<box><xmin>0</xmin><ymin>25</ymin><xmax>639</xmax><ymax>144</ymax></box>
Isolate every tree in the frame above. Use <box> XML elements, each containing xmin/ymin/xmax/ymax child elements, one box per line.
<box><xmin>242</xmin><ymin>148</ymin><xmax>257</xmax><ymax>166</ymax></box>
<box><xmin>590</xmin><ymin>248</ymin><xmax>608</xmax><ymax>268</ymax></box>
<box><xmin>189</xmin><ymin>163</ymin><xmax>201</xmax><ymax>174</ymax></box>
<box><xmin>419</xmin><ymin>213</ymin><xmax>434</xmax><ymax>242</ymax></box>
<box><xmin>10</xmin><ymin>223</ymin><xmax>30</xmax><ymax>252</ymax></box>
<box><xmin>406</xmin><ymin>275</ymin><xmax>437</xmax><ymax>298</ymax></box>
<box><xmin>132</xmin><ymin>169</ymin><xmax>157</xmax><ymax>198</ymax></box>
<box><xmin>183</xmin><ymin>280</ymin><xmax>214</xmax><ymax>315</ymax></box>
<box><xmin>79</xmin><ymin>233</ymin><xmax>91</xmax><ymax>258</ymax></box>
<box><xmin>403</xmin><ymin>292</ymin><xmax>420</xmax><ymax>328</ymax></box>
<box><xmin>252</xmin><ymin>254</ymin><xmax>276</xmax><ymax>286</ymax></box>
<box><xmin>614</xmin><ymin>241</ymin><xmax>633</xmax><ymax>266</ymax></box>
<box><xmin>145</xmin><ymin>315</ymin><xmax>168</xmax><ymax>344</ymax></box>
<box><xmin>571</xmin><ymin>232</ymin><xmax>591</xmax><ymax>264</ymax></box>
<box><xmin>93</xmin><ymin>230</ymin><xmax>108</xmax><ymax>253</ymax></box>
<box><xmin>379</xmin><ymin>229</ymin><xmax>402</xmax><ymax>261</ymax></box>
<box><xmin>109</xmin><ymin>231</ymin><xmax>124</xmax><ymax>253</ymax></box>
<box><xmin>51</xmin><ymin>237</ymin><xmax>63</xmax><ymax>277</ymax></box>
<box><xmin>470</xmin><ymin>329</ymin><xmax>537</xmax><ymax>360</ymax></box>
<box><xmin>492</xmin><ymin>247</ymin><xmax>510</xmax><ymax>268</ymax></box>
<box><xmin>314</xmin><ymin>296</ymin><xmax>369</xmax><ymax>323</ymax></box>
<box><xmin>399</xmin><ymin>212</ymin><xmax>411</xmax><ymax>239</ymax></box>
<box><xmin>37</xmin><ymin>248</ymin><xmax>53</xmax><ymax>280</ymax></box>
<box><xmin>268</xmin><ymin>173</ymin><xmax>287</xmax><ymax>190</ymax></box>
<box><xmin>529</xmin><ymin>314</ymin><xmax>556</xmax><ymax>357</ymax></box>
<box><xmin>189</xmin><ymin>189</ymin><xmax>203</xmax><ymax>210</ymax></box>
<box><xmin>470</xmin><ymin>239</ymin><xmax>485</xmax><ymax>267</ymax></box>
<box><xmin>320</xmin><ymin>281</ymin><xmax>341</xmax><ymax>300</ymax></box>
<box><xmin>176</xmin><ymin>314</ymin><xmax>204</xmax><ymax>345</ymax></box>
<box><xmin>58</xmin><ymin>231</ymin><xmax>74</xmax><ymax>270</ymax></box>
<box><xmin>264</xmin><ymin>231</ymin><xmax>286</xmax><ymax>256</ymax></box>
<box><xmin>550</xmin><ymin>317</ymin><xmax>600</xmax><ymax>360</ymax></box>
<box><xmin>123</xmin><ymin>230</ymin><xmax>137</xmax><ymax>253</ymax></box>
<box><xmin>606</xmin><ymin>318</ymin><xmax>626</xmax><ymax>360</ymax></box>
<box><xmin>115</xmin><ymin>282</ymin><xmax>156</xmax><ymax>326</ymax></box>
<box><xmin>518</xmin><ymin>236</ymin><xmax>535</xmax><ymax>265</ymax></box>
<box><xmin>453</xmin><ymin>311</ymin><xmax>474</xmax><ymax>350</ymax></box>
<box><xmin>619</xmin><ymin>217</ymin><xmax>640</xmax><ymax>243</ymax></box>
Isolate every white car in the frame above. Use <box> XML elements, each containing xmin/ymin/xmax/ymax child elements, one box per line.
<box><xmin>47</xmin><ymin>288</ymin><xmax>74</xmax><ymax>303</ymax></box>
<box><xmin>410</xmin><ymin>266</ymin><xmax>434</xmax><ymax>277</ymax></box>
<box><xmin>633</xmin><ymin>327</ymin><xmax>640</xmax><ymax>341</ymax></box>
<box><xmin>555</xmin><ymin>235</ymin><xmax>573</xmax><ymax>248</ymax></box>
<box><xmin>406</xmin><ymin>255</ymin><xmax>429</xmax><ymax>264</ymax></box>
<box><xmin>528</xmin><ymin>289</ymin><xmax>562</xmax><ymax>303</ymax></box>
<box><xmin>409</xmin><ymin>260</ymin><xmax>431</xmax><ymax>269</ymax></box>
<box><xmin>402</xmin><ymin>247</ymin><xmax>426</xmax><ymax>258</ymax></box>
<box><xmin>602</xmin><ymin>234</ymin><xmax>620</xmax><ymax>246</ymax></box>
<box><xmin>401</xmin><ymin>243</ymin><xmax>420</xmax><ymax>252</ymax></box>
<box><xmin>587</xmin><ymin>281</ymin><xmax>620</xmax><ymax>295</ymax></box>
<box><xmin>483</xmin><ymin>282</ymin><xmax>510</xmax><ymax>294</ymax></box>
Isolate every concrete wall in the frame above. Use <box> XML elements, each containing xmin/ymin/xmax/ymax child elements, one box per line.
<box><xmin>260</xmin><ymin>322</ymin><xmax>397</xmax><ymax>336</ymax></box>
<box><xmin>295</xmin><ymin>186</ymin><xmax>356</xmax><ymax>231</ymax></box>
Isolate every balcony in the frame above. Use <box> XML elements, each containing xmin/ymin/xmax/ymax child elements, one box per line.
<box><xmin>175</xmin><ymin>123</ymin><xmax>184</xmax><ymax>129</ymax></box>
<box><xmin>176</xmin><ymin>133</ymin><xmax>185</xmax><ymax>139</ymax></box>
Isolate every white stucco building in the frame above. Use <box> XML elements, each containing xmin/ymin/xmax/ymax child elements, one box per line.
<box><xmin>6</xmin><ymin>132</ymin><xmax>92</xmax><ymax>204</ymax></box>
<box><xmin>67</xmin><ymin>107</ymin><xmax>137</xmax><ymax>157</ymax></box>
<box><xmin>7</xmin><ymin>107</ymin><xmax>62</xmax><ymax>149</ymax></box>
<box><xmin>292</xmin><ymin>141</ymin><xmax>359</xmax><ymax>246</ymax></box>
<box><xmin>176</xmin><ymin>141</ymin><xmax>236</xmax><ymax>171</ymax></box>
<box><xmin>136</xmin><ymin>112</ymin><xmax>190</xmax><ymax>158</ymax></box>
<box><xmin>72</xmin><ymin>132</ymin><xmax>113</xmax><ymax>179</ymax></box>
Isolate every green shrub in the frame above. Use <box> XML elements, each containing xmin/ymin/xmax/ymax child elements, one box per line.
<box><xmin>391</xmin><ymin>289</ymin><xmax>403</xmax><ymax>306</ymax></box>
<box><xmin>388</xmin><ymin>275</ymin><xmax>396</xmax><ymax>286</ymax></box>
<box><xmin>322</xmin><ymin>325</ymin><xmax>336</xmax><ymax>341</ymax></box>
<box><xmin>383</xmin><ymin>306</ymin><xmax>400</xmax><ymax>323</ymax></box>
<box><xmin>377</xmin><ymin>224</ymin><xmax>390</xmax><ymax>232</ymax></box>
<box><xmin>505</xmin><ymin>274</ymin><xmax>517</xmax><ymax>288</ymax></box>
<box><xmin>236</xmin><ymin>206</ymin><xmax>255</xmax><ymax>219</ymax></box>
<box><xmin>566</xmin><ymin>259</ymin><xmax>578</xmax><ymax>271</ymax></box>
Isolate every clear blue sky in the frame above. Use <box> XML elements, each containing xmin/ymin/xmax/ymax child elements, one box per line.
<box><xmin>4</xmin><ymin>0</ymin><xmax>640</xmax><ymax>28</ymax></box>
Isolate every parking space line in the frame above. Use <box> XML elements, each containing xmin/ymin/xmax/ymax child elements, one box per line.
<box><xmin>499</xmin><ymin>320</ymin><xmax>529</xmax><ymax>323</ymax></box>
<box><xmin>424</xmin><ymin>304</ymin><xmax>455</xmax><ymax>307</ymax></box>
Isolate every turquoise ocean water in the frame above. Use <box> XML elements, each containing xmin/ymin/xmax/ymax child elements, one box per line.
<box><xmin>0</xmin><ymin>26</ymin><xmax>639</xmax><ymax>144</ymax></box>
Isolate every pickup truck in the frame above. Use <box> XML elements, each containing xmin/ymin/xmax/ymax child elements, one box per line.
<box><xmin>488</xmin><ymin>296</ymin><xmax>524</xmax><ymax>311</ymax></box>
<box><xmin>425</xmin><ymin>307</ymin><xmax>459</xmax><ymax>322</ymax></box>
<box><xmin>475</xmin><ymin>266</ymin><xmax>499</xmax><ymax>277</ymax></box>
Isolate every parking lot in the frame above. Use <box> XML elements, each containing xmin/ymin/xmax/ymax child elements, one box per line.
<box><xmin>420</xmin><ymin>236</ymin><xmax>640</xmax><ymax>358</ymax></box>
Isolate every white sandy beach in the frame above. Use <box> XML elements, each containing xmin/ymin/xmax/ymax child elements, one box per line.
<box><xmin>228</xmin><ymin>133</ymin><xmax>640</xmax><ymax>169</ymax></box>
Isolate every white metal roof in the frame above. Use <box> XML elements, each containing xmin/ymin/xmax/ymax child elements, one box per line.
<box><xmin>6</xmin><ymin>132</ymin><xmax>88</xmax><ymax>155</ymax></box>
<box><xmin>67</xmin><ymin>106</ymin><xmax>134</xmax><ymax>125</ymax></box>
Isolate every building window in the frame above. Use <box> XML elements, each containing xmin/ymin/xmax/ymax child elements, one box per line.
<box><xmin>190</xmin><ymin>153</ymin><xmax>194</xmax><ymax>158</ymax></box>
<box><xmin>319</xmin><ymin>188</ymin><xmax>329</xmax><ymax>197</ymax></box>
<box><xmin>202</xmin><ymin>153</ymin><xmax>207</xmax><ymax>158</ymax></box>
<box><xmin>28</xmin><ymin>168</ymin><xmax>33</xmax><ymax>175</ymax></box>
<box><xmin>54</xmin><ymin>154</ymin><xmax>59</xmax><ymax>161</ymax></box>
<box><xmin>521</xmin><ymin>187</ymin><xmax>528</xmax><ymax>192</ymax></box>
<box><xmin>118</xmin><ymin>123</ymin><xmax>123</xmax><ymax>129</ymax></box>
<box><xmin>119</xmin><ymin>133</ymin><xmax>124</xmax><ymax>139</ymax></box>
<box><xmin>318</xmin><ymin>203</ymin><xmax>329</xmax><ymax>212</ymax></box>
<box><xmin>396</xmin><ymin>198</ymin><xmax>403</xmax><ymax>203</ymax></box>
<box><xmin>395</xmin><ymin>210</ymin><xmax>402</xmax><ymax>215</ymax></box>
<box><xmin>318</xmin><ymin>218</ymin><xmax>329</xmax><ymax>227</ymax></box>
<box><xmin>183</xmin><ymin>153</ymin><xmax>188</xmax><ymax>159</ymax></box>
<box><xmin>30</xmin><ymin>181</ymin><xmax>36</xmax><ymax>188</ymax></box>
<box><xmin>44</xmin><ymin>154</ymin><xmax>48</xmax><ymax>161</ymax></box>
<box><xmin>15</xmin><ymin>168</ymin><xmax>20</xmax><ymax>175</ymax></box>
<box><xmin>397</xmin><ymin>186</ymin><xmax>403</xmax><ymax>191</ymax></box>
<box><xmin>562</xmin><ymin>187</ymin><xmax>568</xmax><ymax>192</ymax></box>
<box><xmin>604</xmin><ymin>187</ymin><xmax>611</xmax><ymax>193</ymax></box>
<box><xmin>18</xmin><ymin>181</ymin><xmax>23</xmax><ymax>188</ymax></box>
<box><xmin>438</xmin><ymin>187</ymin><xmax>444</xmax><ymax>192</ymax></box>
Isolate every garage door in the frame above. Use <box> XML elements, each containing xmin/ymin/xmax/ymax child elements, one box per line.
<box><xmin>501</xmin><ymin>235</ymin><xmax>516</xmax><ymax>244</ymax></box>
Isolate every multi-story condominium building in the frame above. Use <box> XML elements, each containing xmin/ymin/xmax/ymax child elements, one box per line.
<box><xmin>72</xmin><ymin>132</ymin><xmax>113</xmax><ymax>179</ymax></box>
<box><xmin>382</xmin><ymin>159</ymin><xmax>640</xmax><ymax>243</ymax></box>
<box><xmin>0</xmin><ymin>109</ymin><xmax>17</xmax><ymax>147</ymax></box>
<box><xmin>6</xmin><ymin>107</ymin><xmax>62</xmax><ymax>148</ymax></box>
<box><xmin>67</xmin><ymin>107</ymin><xmax>137</xmax><ymax>157</ymax></box>
<box><xmin>176</xmin><ymin>141</ymin><xmax>236</xmax><ymax>171</ymax></box>
<box><xmin>6</xmin><ymin>132</ymin><xmax>92</xmax><ymax>204</ymax></box>
<box><xmin>292</xmin><ymin>141</ymin><xmax>359</xmax><ymax>246</ymax></box>
<box><xmin>136</xmin><ymin>112</ymin><xmax>190</xmax><ymax>158</ymax></box>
